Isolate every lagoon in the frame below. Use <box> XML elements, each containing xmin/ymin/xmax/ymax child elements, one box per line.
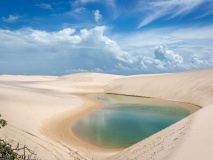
<box><xmin>72</xmin><ymin>94</ymin><xmax>199</xmax><ymax>149</ymax></box>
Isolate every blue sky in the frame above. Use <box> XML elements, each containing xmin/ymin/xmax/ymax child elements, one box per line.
<box><xmin>0</xmin><ymin>0</ymin><xmax>213</xmax><ymax>75</ymax></box>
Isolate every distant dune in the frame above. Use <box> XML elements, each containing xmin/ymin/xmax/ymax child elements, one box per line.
<box><xmin>0</xmin><ymin>69</ymin><xmax>213</xmax><ymax>160</ymax></box>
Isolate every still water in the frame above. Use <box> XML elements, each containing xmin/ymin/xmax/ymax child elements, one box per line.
<box><xmin>72</xmin><ymin>94</ymin><xmax>199</xmax><ymax>149</ymax></box>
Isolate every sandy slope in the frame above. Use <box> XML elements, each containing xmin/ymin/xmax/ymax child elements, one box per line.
<box><xmin>105</xmin><ymin>69</ymin><xmax>213</xmax><ymax>160</ymax></box>
<box><xmin>0</xmin><ymin>69</ymin><xmax>213</xmax><ymax>160</ymax></box>
<box><xmin>0</xmin><ymin>73</ymin><xmax>122</xmax><ymax>159</ymax></box>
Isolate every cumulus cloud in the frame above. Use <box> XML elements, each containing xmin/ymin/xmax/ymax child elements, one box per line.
<box><xmin>2</xmin><ymin>14</ymin><xmax>21</xmax><ymax>23</ymax></box>
<box><xmin>0</xmin><ymin>26</ymin><xmax>212</xmax><ymax>75</ymax></box>
<box><xmin>191</xmin><ymin>55</ymin><xmax>213</xmax><ymax>69</ymax></box>
<box><xmin>93</xmin><ymin>10</ymin><xmax>102</xmax><ymax>22</ymax></box>
<box><xmin>0</xmin><ymin>26</ymin><xmax>135</xmax><ymax>75</ymax></box>
<box><xmin>154</xmin><ymin>45</ymin><xmax>183</xmax><ymax>64</ymax></box>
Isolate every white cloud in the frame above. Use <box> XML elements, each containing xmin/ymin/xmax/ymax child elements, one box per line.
<box><xmin>71</xmin><ymin>0</ymin><xmax>118</xmax><ymax>20</ymax></box>
<box><xmin>78</xmin><ymin>0</ymin><xmax>97</xmax><ymax>3</ymax></box>
<box><xmin>2</xmin><ymin>14</ymin><xmax>21</xmax><ymax>23</ymax></box>
<box><xmin>29</xmin><ymin>28</ymin><xmax>80</xmax><ymax>44</ymax></box>
<box><xmin>65</xmin><ymin>7</ymin><xmax>93</xmax><ymax>23</ymax></box>
<box><xmin>37</xmin><ymin>4</ymin><xmax>53</xmax><ymax>10</ymax></box>
<box><xmin>0</xmin><ymin>26</ymin><xmax>135</xmax><ymax>74</ymax></box>
<box><xmin>137</xmin><ymin>0</ymin><xmax>213</xmax><ymax>28</ymax></box>
<box><xmin>191</xmin><ymin>55</ymin><xmax>213</xmax><ymax>68</ymax></box>
<box><xmin>93</xmin><ymin>10</ymin><xmax>102</xmax><ymax>22</ymax></box>
<box><xmin>72</xmin><ymin>0</ymin><xmax>101</xmax><ymax>7</ymax></box>
<box><xmin>0</xmin><ymin>26</ymin><xmax>212</xmax><ymax>75</ymax></box>
<box><xmin>154</xmin><ymin>45</ymin><xmax>183</xmax><ymax>64</ymax></box>
<box><xmin>114</xmin><ymin>25</ymin><xmax>213</xmax><ymax>61</ymax></box>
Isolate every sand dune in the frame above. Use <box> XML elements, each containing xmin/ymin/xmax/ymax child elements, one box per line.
<box><xmin>0</xmin><ymin>69</ymin><xmax>213</xmax><ymax>160</ymax></box>
<box><xmin>105</xmin><ymin>69</ymin><xmax>213</xmax><ymax>160</ymax></box>
<box><xmin>0</xmin><ymin>73</ymin><xmax>122</xmax><ymax>159</ymax></box>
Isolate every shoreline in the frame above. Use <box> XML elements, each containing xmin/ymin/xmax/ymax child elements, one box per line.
<box><xmin>104</xmin><ymin>93</ymin><xmax>202</xmax><ymax>109</ymax></box>
<box><xmin>42</xmin><ymin>94</ymin><xmax>122</xmax><ymax>159</ymax></box>
<box><xmin>42</xmin><ymin>92</ymin><xmax>200</xmax><ymax>159</ymax></box>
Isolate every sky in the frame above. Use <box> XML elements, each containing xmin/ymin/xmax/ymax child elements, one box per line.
<box><xmin>0</xmin><ymin>0</ymin><xmax>213</xmax><ymax>75</ymax></box>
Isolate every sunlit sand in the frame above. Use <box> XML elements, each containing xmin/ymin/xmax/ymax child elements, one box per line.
<box><xmin>0</xmin><ymin>69</ymin><xmax>213</xmax><ymax>160</ymax></box>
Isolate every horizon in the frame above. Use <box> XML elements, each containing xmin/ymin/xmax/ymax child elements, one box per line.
<box><xmin>0</xmin><ymin>0</ymin><xmax>213</xmax><ymax>75</ymax></box>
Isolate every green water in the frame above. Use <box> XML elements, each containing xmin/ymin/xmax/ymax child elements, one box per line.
<box><xmin>72</xmin><ymin>94</ymin><xmax>199</xmax><ymax>149</ymax></box>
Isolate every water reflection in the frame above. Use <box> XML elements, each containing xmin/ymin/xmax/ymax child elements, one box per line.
<box><xmin>72</xmin><ymin>94</ymin><xmax>199</xmax><ymax>149</ymax></box>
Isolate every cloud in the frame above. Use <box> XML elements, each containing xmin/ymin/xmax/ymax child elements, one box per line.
<box><xmin>154</xmin><ymin>45</ymin><xmax>183</xmax><ymax>64</ymax></box>
<box><xmin>2</xmin><ymin>14</ymin><xmax>21</xmax><ymax>23</ymax></box>
<box><xmin>137</xmin><ymin>0</ymin><xmax>213</xmax><ymax>28</ymax></box>
<box><xmin>151</xmin><ymin>45</ymin><xmax>186</xmax><ymax>70</ymax></box>
<box><xmin>37</xmin><ymin>4</ymin><xmax>53</xmax><ymax>10</ymax></box>
<box><xmin>0</xmin><ymin>26</ymin><xmax>134</xmax><ymax>75</ymax></box>
<box><xmin>72</xmin><ymin>0</ymin><xmax>101</xmax><ymax>7</ymax></box>
<box><xmin>70</xmin><ymin>0</ymin><xmax>118</xmax><ymax>21</ymax></box>
<box><xmin>93</xmin><ymin>10</ymin><xmax>102</xmax><ymax>22</ymax></box>
<box><xmin>79</xmin><ymin>0</ymin><xmax>99</xmax><ymax>3</ymax></box>
<box><xmin>65</xmin><ymin>7</ymin><xmax>93</xmax><ymax>23</ymax></box>
<box><xmin>113</xmin><ymin>25</ymin><xmax>213</xmax><ymax>61</ymax></box>
<box><xmin>191</xmin><ymin>55</ymin><xmax>213</xmax><ymax>68</ymax></box>
<box><xmin>0</xmin><ymin>26</ymin><xmax>212</xmax><ymax>75</ymax></box>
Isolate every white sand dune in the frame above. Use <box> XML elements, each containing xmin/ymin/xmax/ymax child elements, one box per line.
<box><xmin>0</xmin><ymin>69</ymin><xmax>213</xmax><ymax>160</ymax></box>
<box><xmin>0</xmin><ymin>73</ymin><xmax>122</xmax><ymax>159</ymax></box>
<box><xmin>105</xmin><ymin>69</ymin><xmax>213</xmax><ymax>160</ymax></box>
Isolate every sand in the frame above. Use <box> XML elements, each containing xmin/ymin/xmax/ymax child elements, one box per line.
<box><xmin>0</xmin><ymin>69</ymin><xmax>213</xmax><ymax>160</ymax></box>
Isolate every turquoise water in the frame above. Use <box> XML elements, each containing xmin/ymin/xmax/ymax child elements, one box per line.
<box><xmin>72</xmin><ymin>94</ymin><xmax>199</xmax><ymax>149</ymax></box>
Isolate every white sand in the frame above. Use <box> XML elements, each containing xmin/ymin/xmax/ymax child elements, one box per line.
<box><xmin>105</xmin><ymin>69</ymin><xmax>213</xmax><ymax>160</ymax></box>
<box><xmin>0</xmin><ymin>73</ymin><xmax>122</xmax><ymax>159</ymax></box>
<box><xmin>0</xmin><ymin>69</ymin><xmax>213</xmax><ymax>160</ymax></box>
